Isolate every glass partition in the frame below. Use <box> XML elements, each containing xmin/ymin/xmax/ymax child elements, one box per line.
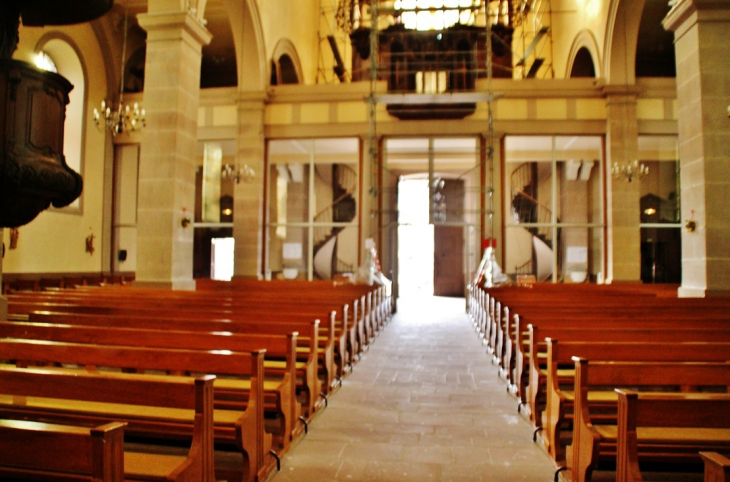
<box><xmin>193</xmin><ymin>140</ymin><xmax>236</xmax><ymax>279</ymax></box>
<box><xmin>267</xmin><ymin>138</ymin><xmax>360</xmax><ymax>280</ymax></box>
<box><xmin>504</xmin><ymin>135</ymin><xmax>604</xmax><ymax>283</ymax></box>
<box><xmin>638</xmin><ymin>135</ymin><xmax>681</xmax><ymax>283</ymax></box>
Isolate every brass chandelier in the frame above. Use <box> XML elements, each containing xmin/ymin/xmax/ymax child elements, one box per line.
<box><xmin>93</xmin><ymin>7</ymin><xmax>145</xmax><ymax>136</ymax></box>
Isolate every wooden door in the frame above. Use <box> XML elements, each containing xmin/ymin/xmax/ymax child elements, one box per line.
<box><xmin>433</xmin><ymin>225</ymin><xmax>464</xmax><ymax>297</ymax></box>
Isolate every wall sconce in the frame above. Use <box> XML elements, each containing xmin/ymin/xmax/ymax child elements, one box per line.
<box><xmin>685</xmin><ymin>209</ymin><xmax>696</xmax><ymax>233</ymax></box>
<box><xmin>9</xmin><ymin>228</ymin><xmax>19</xmax><ymax>250</ymax></box>
<box><xmin>222</xmin><ymin>164</ymin><xmax>255</xmax><ymax>184</ymax></box>
<box><xmin>85</xmin><ymin>233</ymin><xmax>95</xmax><ymax>255</ymax></box>
<box><xmin>612</xmin><ymin>160</ymin><xmax>648</xmax><ymax>182</ymax></box>
<box><xmin>181</xmin><ymin>207</ymin><xmax>191</xmax><ymax>228</ymax></box>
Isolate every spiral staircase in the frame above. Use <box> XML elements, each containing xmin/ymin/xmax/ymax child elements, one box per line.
<box><xmin>313</xmin><ymin>164</ymin><xmax>358</xmax><ymax>279</ymax></box>
<box><xmin>510</xmin><ymin>162</ymin><xmax>557</xmax><ymax>281</ymax></box>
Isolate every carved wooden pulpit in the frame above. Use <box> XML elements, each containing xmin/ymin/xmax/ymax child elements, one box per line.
<box><xmin>0</xmin><ymin>0</ymin><xmax>112</xmax><ymax>228</ymax></box>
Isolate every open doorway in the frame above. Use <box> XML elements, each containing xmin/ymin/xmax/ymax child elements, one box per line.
<box><xmin>385</xmin><ymin>137</ymin><xmax>480</xmax><ymax>300</ymax></box>
<box><xmin>397</xmin><ymin>178</ymin><xmax>433</xmax><ymax>298</ymax></box>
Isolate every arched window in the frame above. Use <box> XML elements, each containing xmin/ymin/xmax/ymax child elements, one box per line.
<box><xmin>271</xmin><ymin>39</ymin><xmax>303</xmax><ymax>86</ymax></box>
<box><xmin>34</xmin><ymin>51</ymin><xmax>57</xmax><ymax>73</ymax></box>
<box><xmin>278</xmin><ymin>55</ymin><xmax>299</xmax><ymax>84</ymax></box>
<box><xmin>570</xmin><ymin>47</ymin><xmax>596</xmax><ymax>78</ymax></box>
<box><xmin>35</xmin><ymin>38</ymin><xmax>87</xmax><ymax>211</ymax></box>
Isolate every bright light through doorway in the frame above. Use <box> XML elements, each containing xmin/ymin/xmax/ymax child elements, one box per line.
<box><xmin>211</xmin><ymin>237</ymin><xmax>235</xmax><ymax>281</ymax></box>
<box><xmin>398</xmin><ymin>178</ymin><xmax>434</xmax><ymax>297</ymax></box>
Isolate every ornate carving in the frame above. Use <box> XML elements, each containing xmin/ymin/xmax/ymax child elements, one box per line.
<box><xmin>0</xmin><ymin>60</ymin><xmax>83</xmax><ymax>227</ymax></box>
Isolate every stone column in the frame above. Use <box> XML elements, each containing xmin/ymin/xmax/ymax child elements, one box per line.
<box><xmin>604</xmin><ymin>86</ymin><xmax>642</xmax><ymax>283</ymax></box>
<box><xmin>135</xmin><ymin>7</ymin><xmax>212</xmax><ymax>290</ymax></box>
<box><xmin>233</xmin><ymin>92</ymin><xmax>266</xmax><ymax>279</ymax></box>
<box><xmin>664</xmin><ymin>0</ymin><xmax>730</xmax><ymax>297</ymax></box>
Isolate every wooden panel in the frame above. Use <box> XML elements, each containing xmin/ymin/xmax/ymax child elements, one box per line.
<box><xmin>434</xmin><ymin>225</ymin><xmax>463</xmax><ymax>297</ymax></box>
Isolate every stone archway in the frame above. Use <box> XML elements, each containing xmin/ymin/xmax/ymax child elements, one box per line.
<box><xmin>602</xmin><ymin>0</ymin><xmax>647</xmax><ymax>283</ymax></box>
<box><xmin>604</xmin><ymin>0</ymin><xmax>646</xmax><ymax>85</ymax></box>
<box><xmin>224</xmin><ymin>0</ymin><xmax>268</xmax><ymax>279</ymax></box>
<box><xmin>224</xmin><ymin>0</ymin><xmax>267</xmax><ymax>92</ymax></box>
<box><xmin>565</xmin><ymin>29</ymin><xmax>601</xmax><ymax>78</ymax></box>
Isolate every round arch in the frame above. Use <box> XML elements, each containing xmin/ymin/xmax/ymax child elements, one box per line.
<box><xmin>223</xmin><ymin>0</ymin><xmax>267</xmax><ymax>91</ymax></box>
<box><xmin>565</xmin><ymin>29</ymin><xmax>601</xmax><ymax>79</ymax></box>
<box><xmin>604</xmin><ymin>0</ymin><xmax>646</xmax><ymax>85</ymax></box>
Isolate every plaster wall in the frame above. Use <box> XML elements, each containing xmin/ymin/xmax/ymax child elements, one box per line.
<box><xmin>258</xmin><ymin>0</ymin><xmax>319</xmax><ymax>84</ymax></box>
<box><xmin>549</xmin><ymin>0</ymin><xmax>613</xmax><ymax>78</ymax></box>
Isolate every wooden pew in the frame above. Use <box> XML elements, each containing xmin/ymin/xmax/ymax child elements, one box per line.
<box><xmin>0</xmin><ymin>366</ymin><xmax>216</xmax><ymax>482</ymax></box>
<box><xmin>504</xmin><ymin>304</ymin><xmax>730</xmax><ymax>388</ymax></box>
<box><xmin>0</xmin><ymin>320</ymin><xmax>301</xmax><ymax>450</ymax></box>
<box><xmin>195</xmin><ymin>278</ymin><xmax>390</xmax><ymax>330</ymax></box>
<box><xmin>616</xmin><ymin>390</ymin><xmax>730</xmax><ymax>482</ymax></box>
<box><xmin>0</xmin><ymin>419</ymin><xmax>126</xmax><ymax>482</ymax></box>
<box><xmin>26</xmin><ymin>310</ymin><xmax>322</xmax><ymax>419</ymax></box>
<box><xmin>10</xmin><ymin>286</ymin><xmax>359</xmax><ymax>382</ymax></box>
<box><xmin>0</xmin><ymin>339</ymin><xmax>272</xmax><ymax>482</ymax></box>
<box><xmin>480</xmin><ymin>284</ymin><xmax>730</xmax><ymax>361</ymax></box>
<box><xmin>700</xmin><ymin>452</ymin><xmax>730</xmax><ymax>482</ymax></box>
<box><xmin>523</xmin><ymin>324</ymin><xmax>730</xmax><ymax>427</ymax></box>
<box><xmin>9</xmin><ymin>295</ymin><xmax>338</xmax><ymax>401</ymax></box>
<box><xmin>543</xmin><ymin>339</ymin><xmax>730</xmax><ymax>464</ymax></box>
<box><xmin>569</xmin><ymin>359</ymin><xmax>730</xmax><ymax>482</ymax></box>
<box><xmin>7</xmin><ymin>280</ymin><xmax>376</xmax><ymax>379</ymax></box>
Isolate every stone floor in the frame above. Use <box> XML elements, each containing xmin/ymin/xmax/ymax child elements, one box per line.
<box><xmin>268</xmin><ymin>296</ymin><xmax>557</xmax><ymax>482</ymax></box>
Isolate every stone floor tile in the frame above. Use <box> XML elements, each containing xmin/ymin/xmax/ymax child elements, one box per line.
<box><xmin>269</xmin><ymin>296</ymin><xmax>556</xmax><ymax>482</ymax></box>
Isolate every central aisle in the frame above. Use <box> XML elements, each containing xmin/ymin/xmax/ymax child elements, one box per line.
<box><xmin>270</xmin><ymin>296</ymin><xmax>555</xmax><ymax>481</ymax></box>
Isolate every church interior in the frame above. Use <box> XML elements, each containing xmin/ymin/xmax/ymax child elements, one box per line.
<box><xmin>1</xmin><ymin>0</ymin><xmax>727</xmax><ymax>296</ymax></box>
<box><xmin>0</xmin><ymin>0</ymin><xmax>729</xmax><ymax>481</ymax></box>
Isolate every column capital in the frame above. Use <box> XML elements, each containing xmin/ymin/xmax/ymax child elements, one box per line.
<box><xmin>137</xmin><ymin>10</ymin><xmax>212</xmax><ymax>48</ymax></box>
<box><xmin>237</xmin><ymin>90</ymin><xmax>269</xmax><ymax>110</ymax></box>
<box><xmin>663</xmin><ymin>0</ymin><xmax>730</xmax><ymax>35</ymax></box>
<box><xmin>601</xmin><ymin>84</ymin><xmax>642</xmax><ymax>102</ymax></box>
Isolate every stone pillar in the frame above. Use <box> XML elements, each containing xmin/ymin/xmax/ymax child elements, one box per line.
<box><xmin>604</xmin><ymin>86</ymin><xmax>642</xmax><ymax>283</ymax></box>
<box><xmin>233</xmin><ymin>92</ymin><xmax>266</xmax><ymax>279</ymax></box>
<box><xmin>135</xmin><ymin>7</ymin><xmax>212</xmax><ymax>290</ymax></box>
<box><xmin>664</xmin><ymin>0</ymin><xmax>730</xmax><ymax>297</ymax></box>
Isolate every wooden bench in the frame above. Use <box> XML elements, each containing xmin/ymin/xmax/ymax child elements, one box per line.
<box><xmin>479</xmin><ymin>285</ymin><xmax>730</xmax><ymax>366</ymax></box>
<box><xmin>10</xmin><ymin>287</ymin><xmax>358</xmax><ymax>385</ymax></box>
<box><xmin>9</xmin><ymin>295</ymin><xmax>337</xmax><ymax>401</ymax></box>
<box><xmin>504</xmin><ymin>305</ymin><xmax>730</xmax><ymax>389</ymax></box>
<box><xmin>6</xmin><ymin>279</ymin><xmax>382</xmax><ymax>379</ymax></box>
<box><xmin>0</xmin><ymin>339</ymin><xmax>272</xmax><ymax>482</ymax></box>
<box><xmin>0</xmin><ymin>366</ymin><xmax>216</xmax><ymax>482</ymax></box>
<box><xmin>700</xmin><ymin>452</ymin><xmax>730</xmax><ymax>482</ymax></box>
<box><xmin>195</xmin><ymin>278</ymin><xmax>391</xmax><ymax>335</ymax></box>
<box><xmin>0</xmin><ymin>419</ymin><xmax>126</xmax><ymax>482</ymax></box>
<box><xmin>569</xmin><ymin>358</ymin><xmax>730</xmax><ymax>482</ymax></box>
<box><xmin>543</xmin><ymin>339</ymin><xmax>730</xmax><ymax>464</ymax></box>
<box><xmin>26</xmin><ymin>310</ymin><xmax>323</xmax><ymax>419</ymax></box>
<box><xmin>524</xmin><ymin>324</ymin><xmax>730</xmax><ymax>427</ymax></box>
<box><xmin>0</xmin><ymin>320</ymin><xmax>301</xmax><ymax>451</ymax></box>
<box><xmin>616</xmin><ymin>390</ymin><xmax>730</xmax><ymax>482</ymax></box>
<box><xmin>75</xmin><ymin>279</ymin><xmax>385</xmax><ymax>359</ymax></box>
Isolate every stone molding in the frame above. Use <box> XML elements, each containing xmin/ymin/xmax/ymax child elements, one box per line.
<box><xmin>137</xmin><ymin>10</ymin><xmax>212</xmax><ymax>50</ymax></box>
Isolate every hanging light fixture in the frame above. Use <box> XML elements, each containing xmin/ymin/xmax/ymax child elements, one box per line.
<box><xmin>221</xmin><ymin>163</ymin><xmax>255</xmax><ymax>184</ymax></box>
<box><xmin>611</xmin><ymin>160</ymin><xmax>648</xmax><ymax>182</ymax></box>
<box><xmin>93</xmin><ymin>7</ymin><xmax>145</xmax><ymax>136</ymax></box>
